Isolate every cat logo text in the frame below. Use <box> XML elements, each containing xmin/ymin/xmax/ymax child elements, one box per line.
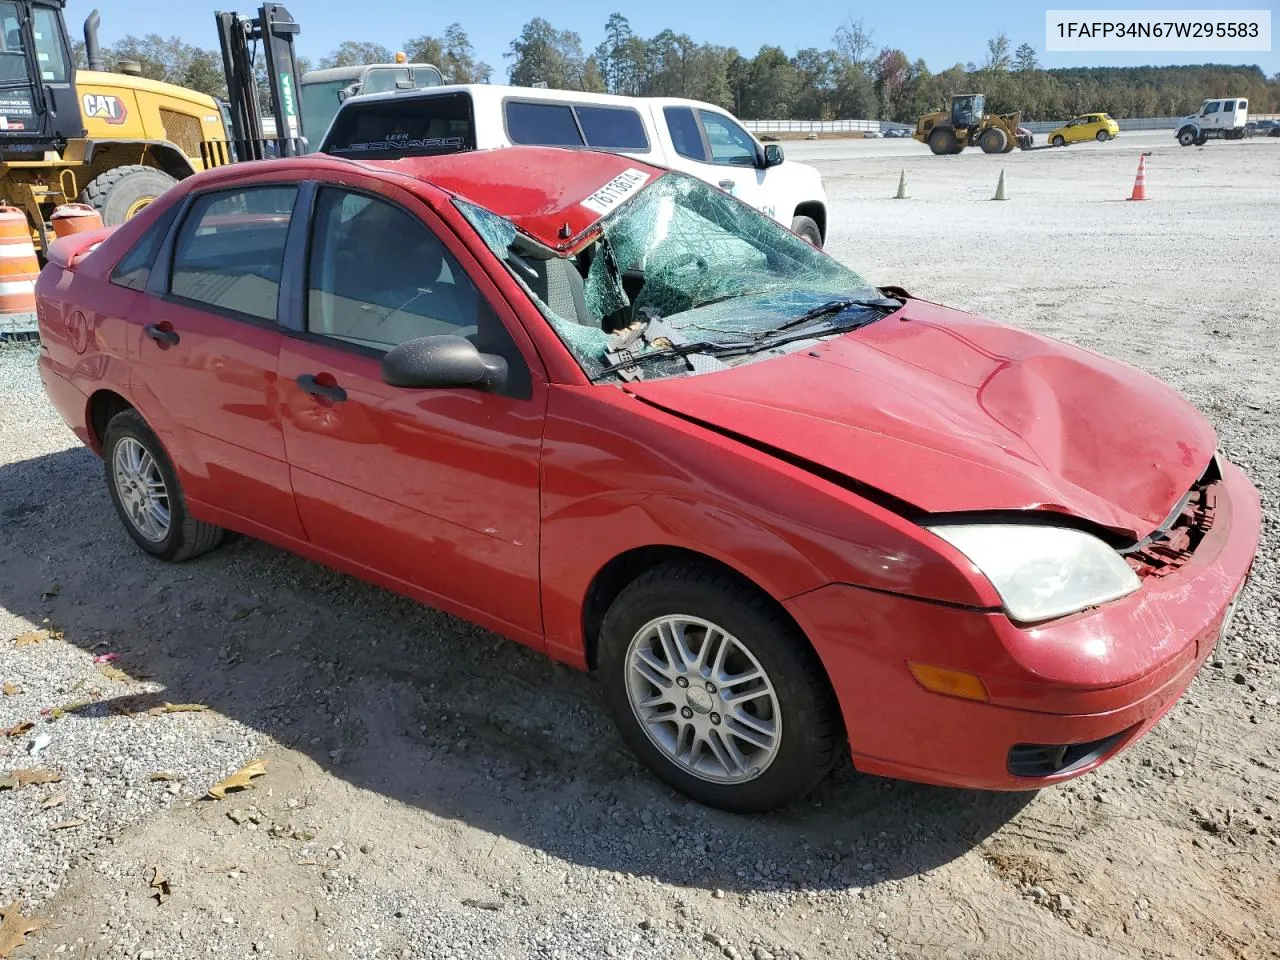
<box><xmin>82</xmin><ymin>94</ymin><xmax>128</xmax><ymax>125</ymax></box>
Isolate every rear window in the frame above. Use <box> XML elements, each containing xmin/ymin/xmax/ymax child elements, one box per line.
<box><xmin>321</xmin><ymin>91</ymin><xmax>475</xmax><ymax>159</ymax></box>
<box><xmin>505</xmin><ymin>101</ymin><xmax>583</xmax><ymax>147</ymax></box>
<box><xmin>574</xmin><ymin>105</ymin><xmax>648</xmax><ymax>150</ymax></box>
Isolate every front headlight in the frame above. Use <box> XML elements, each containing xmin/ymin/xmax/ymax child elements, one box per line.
<box><xmin>927</xmin><ymin>524</ymin><xmax>1141</xmax><ymax>623</ymax></box>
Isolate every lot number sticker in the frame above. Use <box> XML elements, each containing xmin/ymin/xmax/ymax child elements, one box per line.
<box><xmin>581</xmin><ymin>169</ymin><xmax>650</xmax><ymax>215</ymax></box>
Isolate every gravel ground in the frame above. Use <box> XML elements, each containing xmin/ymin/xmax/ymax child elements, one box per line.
<box><xmin>1</xmin><ymin>135</ymin><xmax>1278</xmax><ymax>960</ymax></box>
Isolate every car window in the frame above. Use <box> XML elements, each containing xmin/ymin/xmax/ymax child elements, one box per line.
<box><xmin>1238</xmin><ymin>100</ymin><xmax>1247</xmax><ymax>110</ymax></box>
<box><xmin>306</xmin><ymin>187</ymin><xmax>482</xmax><ymax>351</ymax></box>
<box><xmin>505</xmin><ymin>101</ymin><xmax>583</xmax><ymax>147</ymax></box>
<box><xmin>170</xmin><ymin>186</ymin><xmax>297</xmax><ymax>321</ymax></box>
<box><xmin>1203</xmin><ymin>102</ymin><xmax>1219</xmax><ymax>114</ymax></box>
<box><xmin>575</xmin><ymin>105</ymin><xmax>648</xmax><ymax>150</ymax></box>
<box><xmin>699</xmin><ymin>110</ymin><xmax>757</xmax><ymax>166</ymax></box>
<box><xmin>110</xmin><ymin>203</ymin><xmax>181</xmax><ymax>291</ymax></box>
<box><xmin>1223</xmin><ymin>100</ymin><xmax>1236</xmax><ymax>111</ymax></box>
<box><xmin>664</xmin><ymin>106</ymin><xmax>707</xmax><ymax>162</ymax></box>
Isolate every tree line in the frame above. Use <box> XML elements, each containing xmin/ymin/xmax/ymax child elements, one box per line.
<box><xmin>78</xmin><ymin>16</ymin><xmax>1279</xmax><ymax>122</ymax></box>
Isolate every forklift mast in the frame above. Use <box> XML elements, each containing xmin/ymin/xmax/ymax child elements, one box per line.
<box><xmin>214</xmin><ymin>4</ymin><xmax>306</xmax><ymax>161</ymax></box>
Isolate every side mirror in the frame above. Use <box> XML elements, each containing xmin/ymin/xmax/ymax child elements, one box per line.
<box><xmin>337</xmin><ymin>82</ymin><xmax>361</xmax><ymax>103</ymax></box>
<box><xmin>381</xmin><ymin>335</ymin><xmax>508</xmax><ymax>392</ymax></box>
<box><xmin>762</xmin><ymin>143</ymin><xmax>785</xmax><ymax>167</ymax></box>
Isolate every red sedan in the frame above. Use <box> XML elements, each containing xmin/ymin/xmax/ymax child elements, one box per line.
<box><xmin>35</xmin><ymin>146</ymin><xmax>1259</xmax><ymax>812</ymax></box>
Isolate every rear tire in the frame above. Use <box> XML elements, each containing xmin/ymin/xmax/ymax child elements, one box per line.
<box><xmin>80</xmin><ymin>165</ymin><xmax>179</xmax><ymax>226</ymax></box>
<box><xmin>103</xmin><ymin>409</ymin><xmax>224</xmax><ymax>562</ymax></box>
<box><xmin>598</xmin><ymin>561</ymin><xmax>843</xmax><ymax>813</ymax></box>
<box><xmin>979</xmin><ymin>127</ymin><xmax>1007</xmax><ymax>154</ymax></box>
<box><xmin>928</xmin><ymin>128</ymin><xmax>957</xmax><ymax>156</ymax></box>
<box><xmin>790</xmin><ymin>215</ymin><xmax>822</xmax><ymax>247</ymax></box>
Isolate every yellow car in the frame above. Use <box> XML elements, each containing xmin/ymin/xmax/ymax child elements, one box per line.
<box><xmin>1048</xmin><ymin>113</ymin><xmax>1120</xmax><ymax>146</ymax></box>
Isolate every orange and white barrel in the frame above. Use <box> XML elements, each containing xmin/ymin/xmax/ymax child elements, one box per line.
<box><xmin>51</xmin><ymin>202</ymin><xmax>105</xmax><ymax>239</ymax></box>
<box><xmin>0</xmin><ymin>205</ymin><xmax>39</xmax><ymax>336</ymax></box>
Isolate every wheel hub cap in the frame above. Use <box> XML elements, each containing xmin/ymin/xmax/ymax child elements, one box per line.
<box><xmin>625</xmin><ymin>615</ymin><xmax>782</xmax><ymax>785</ymax></box>
<box><xmin>112</xmin><ymin>437</ymin><xmax>171</xmax><ymax>542</ymax></box>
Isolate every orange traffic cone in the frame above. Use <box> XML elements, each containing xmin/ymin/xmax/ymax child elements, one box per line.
<box><xmin>1128</xmin><ymin>154</ymin><xmax>1148</xmax><ymax>201</ymax></box>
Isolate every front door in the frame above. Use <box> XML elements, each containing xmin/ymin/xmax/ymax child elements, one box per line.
<box><xmin>133</xmin><ymin>182</ymin><xmax>304</xmax><ymax>538</ymax></box>
<box><xmin>276</xmin><ymin>179</ymin><xmax>547</xmax><ymax>643</ymax></box>
<box><xmin>659</xmin><ymin>105</ymin><xmax>776</xmax><ymax>221</ymax></box>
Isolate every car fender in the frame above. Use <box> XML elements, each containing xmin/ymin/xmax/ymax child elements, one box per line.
<box><xmin>538</xmin><ymin>385</ymin><xmax>995</xmax><ymax>668</ymax></box>
<box><xmin>767</xmin><ymin>159</ymin><xmax>826</xmax><ymax>227</ymax></box>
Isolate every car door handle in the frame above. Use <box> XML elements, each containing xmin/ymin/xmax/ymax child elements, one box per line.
<box><xmin>296</xmin><ymin>374</ymin><xmax>347</xmax><ymax>403</ymax></box>
<box><xmin>144</xmin><ymin>323</ymin><xmax>179</xmax><ymax>346</ymax></box>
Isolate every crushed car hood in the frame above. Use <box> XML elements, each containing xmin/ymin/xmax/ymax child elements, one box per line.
<box><xmin>626</xmin><ymin>300</ymin><xmax>1216</xmax><ymax>540</ymax></box>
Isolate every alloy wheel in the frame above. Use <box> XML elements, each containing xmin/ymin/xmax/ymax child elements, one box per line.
<box><xmin>624</xmin><ymin>615</ymin><xmax>782</xmax><ymax>784</ymax></box>
<box><xmin>112</xmin><ymin>436</ymin><xmax>171</xmax><ymax>542</ymax></box>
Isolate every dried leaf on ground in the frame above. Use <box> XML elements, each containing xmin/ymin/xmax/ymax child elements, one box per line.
<box><xmin>12</xmin><ymin>630</ymin><xmax>50</xmax><ymax>648</ymax></box>
<box><xmin>0</xmin><ymin>900</ymin><xmax>46</xmax><ymax>958</ymax></box>
<box><xmin>1</xmin><ymin>682</ymin><xmax>18</xmax><ymax>696</ymax></box>
<box><xmin>146</xmin><ymin>703</ymin><xmax>209</xmax><ymax>716</ymax></box>
<box><xmin>40</xmin><ymin>794</ymin><xmax>64</xmax><ymax>810</ymax></box>
<box><xmin>206</xmin><ymin>759</ymin><xmax>267</xmax><ymax>800</ymax></box>
<box><xmin>49</xmin><ymin>818</ymin><xmax>84</xmax><ymax>831</ymax></box>
<box><xmin>149</xmin><ymin>771</ymin><xmax>183</xmax><ymax>782</ymax></box>
<box><xmin>149</xmin><ymin>865</ymin><xmax>171</xmax><ymax>905</ymax></box>
<box><xmin>97</xmin><ymin>664</ymin><xmax>130</xmax><ymax>683</ymax></box>
<box><xmin>2</xmin><ymin>721</ymin><xmax>33</xmax><ymax>738</ymax></box>
<box><xmin>0</xmin><ymin>769</ymin><xmax>62</xmax><ymax>791</ymax></box>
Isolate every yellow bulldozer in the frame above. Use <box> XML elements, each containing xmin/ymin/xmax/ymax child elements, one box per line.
<box><xmin>913</xmin><ymin>94</ymin><xmax>1034</xmax><ymax>155</ymax></box>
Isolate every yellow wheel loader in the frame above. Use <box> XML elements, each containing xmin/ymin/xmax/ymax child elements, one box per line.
<box><xmin>0</xmin><ymin>2</ymin><xmax>310</xmax><ymax>261</ymax></box>
<box><xmin>913</xmin><ymin>94</ymin><xmax>1034</xmax><ymax>155</ymax></box>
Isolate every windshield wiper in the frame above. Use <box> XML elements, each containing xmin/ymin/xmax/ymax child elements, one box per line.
<box><xmin>766</xmin><ymin>296</ymin><xmax>901</xmax><ymax>336</ymax></box>
<box><xmin>591</xmin><ymin>339</ymin><xmax>748</xmax><ymax>382</ymax></box>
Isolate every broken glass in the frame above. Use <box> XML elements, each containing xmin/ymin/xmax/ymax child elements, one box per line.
<box><xmin>455</xmin><ymin>173</ymin><xmax>879</xmax><ymax>381</ymax></box>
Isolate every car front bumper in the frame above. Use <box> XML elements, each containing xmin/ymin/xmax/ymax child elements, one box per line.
<box><xmin>785</xmin><ymin>456</ymin><xmax>1260</xmax><ymax>790</ymax></box>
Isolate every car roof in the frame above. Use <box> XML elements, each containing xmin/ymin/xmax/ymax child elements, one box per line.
<box><xmin>351</xmin><ymin>146</ymin><xmax>666</xmax><ymax>249</ymax></box>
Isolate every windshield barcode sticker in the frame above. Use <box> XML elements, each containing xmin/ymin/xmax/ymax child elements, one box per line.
<box><xmin>581</xmin><ymin>169</ymin><xmax>650</xmax><ymax>215</ymax></box>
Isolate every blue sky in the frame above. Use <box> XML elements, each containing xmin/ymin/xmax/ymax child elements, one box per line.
<box><xmin>75</xmin><ymin>0</ymin><xmax>1277</xmax><ymax>76</ymax></box>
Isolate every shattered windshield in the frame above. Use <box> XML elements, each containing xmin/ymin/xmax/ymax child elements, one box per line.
<box><xmin>456</xmin><ymin>172</ymin><xmax>891</xmax><ymax>381</ymax></box>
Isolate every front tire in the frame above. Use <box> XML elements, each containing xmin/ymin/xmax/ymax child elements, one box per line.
<box><xmin>1177</xmin><ymin>127</ymin><xmax>1198</xmax><ymax>147</ymax></box>
<box><xmin>790</xmin><ymin>215</ymin><xmax>822</xmax><ymax>247</ymax></box>
<box><xmin>1051</xmin><ymin>135</ymin><xmax>1066</xmax><ymax>147</ymax></box>
<box><xmin>80</xmin><ymin>165</ymin><xmax>179</xmax><ymax>226</ymax></box>
<box><xmin>598</xmin><ymin>561</ymin><xmax>843</xmax><ymax>813</ymax></box>
<box><xmin>979</xmin><ymin>128</ymin><xmax>1007</xmax><ymax>154</ymax></box>
<box><xmin>1095</xmin><ymin>130</ymin><xmax>1109</xmax><ymax>142</ymax></box>
<box><xmin>103</xmin><ymin>409</ymin><xmax>224</xmax><ymax>562</ymax></box>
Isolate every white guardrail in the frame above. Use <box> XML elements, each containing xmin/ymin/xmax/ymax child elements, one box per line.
<box><xmin>745</xmin><ymin>115</ymin><xmax>1280</xmax><ymax>135</ymax></box>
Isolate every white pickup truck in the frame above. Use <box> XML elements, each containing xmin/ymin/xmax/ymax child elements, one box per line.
<box><xmin>1176</xmin><ymin>98</ymin><xmax>1249</xmax><ymax>146</ymax></box>
<box><xmin>315</xmin><ymin>84</ymin><xmax>832</xmax><ymax>247</ymax></box>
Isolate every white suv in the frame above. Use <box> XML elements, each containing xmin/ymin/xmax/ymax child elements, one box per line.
<box><xmin>315</xmin><ymin>84</ymin><xmax>831</xmax><ymax>246</ymax></box>
<box><xmin>1176</xmin><ymin>98</ymin><xmax>1249</xmax><ymax>146</ymax></box>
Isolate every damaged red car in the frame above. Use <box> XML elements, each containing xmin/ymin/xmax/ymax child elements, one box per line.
<box><xmin>35</xmin><ymin>146</ymin><xmax>1260</xmax><ymax>812</ymax></box>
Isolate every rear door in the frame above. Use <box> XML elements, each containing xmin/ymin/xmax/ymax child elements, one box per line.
<box><xmin>276</xmin><ymin>175</ymin><xmax>548</xmax><ymax>644</ymax></box>
<box><xmin>132</xmin><ymin>182</ymin><xmax>304</xmax><ymax>538</ymax></box>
